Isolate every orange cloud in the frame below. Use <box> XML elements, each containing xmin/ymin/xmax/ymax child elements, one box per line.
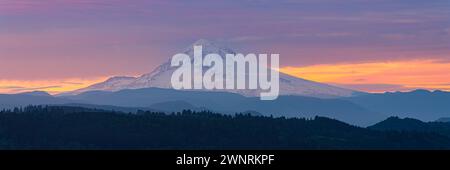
<box><xmin>0</xmin><ymin>77</ymin><xmax>108</xmax><ymax>94</ymax></box>
<box><xmin>280</xmin><ymin>59</ymin><xmax>450</xmax><ymax>93</ymax></box>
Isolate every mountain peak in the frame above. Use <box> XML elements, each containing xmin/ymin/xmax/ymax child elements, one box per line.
<box><xmin>192</xmin><ymin>39</ymin><xmax>215</xmax><ymax>46</ymax></box>
<box><xmin>182</xmin><ymin>39</ymin><xmax>235</xmax><ymax>56</ymax></box>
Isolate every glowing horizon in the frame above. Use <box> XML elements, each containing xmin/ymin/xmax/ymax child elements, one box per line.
<box><xmin>2</xmin><ymin>58</ymin><xmax>450</xmax><ymax>94</ymax></box>
<box><xmin>0</xmin><ymin>77</ymin><xmax>112</xmax><ymax>94</ymax></box>
<box><xmin>1</xmin><ymin>0</ymin><xmax>449</xmax><ymax>94</ymax></box>
<box><xmin>280</xmin><ymin>59</ymin><xmax>450</xmax><ymax>93</ymax></box>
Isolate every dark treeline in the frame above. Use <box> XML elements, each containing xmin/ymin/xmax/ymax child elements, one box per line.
<box><xmin>0</xmin><ymin>105</ymin><xmax>450</xmax><ymax>149</ymax></box>
<box><xmin>370</xmin><ymin>117</ymin><xmax>450</xmax><ymax>137</ymax></box>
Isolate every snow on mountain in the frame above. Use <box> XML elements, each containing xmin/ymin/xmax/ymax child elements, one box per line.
<box><xmin>58</xmin><ymin>76</ymin><xmax>137</xmax><ymax>96</ymax></box>
<box><xmin>63</xmin><ymin>39</ymin><xmax>359</xmax><ymax>98</ymax></box>
<box><xmin>124</xmin><ymin>39</ymin><xmax>235</xmax><ymax>89</ymax></box>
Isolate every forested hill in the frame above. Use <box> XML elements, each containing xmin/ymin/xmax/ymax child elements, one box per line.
<box><xmin>0</xmin><ymin>106</ymin><xmax>449</xmax><ymax>149</ymax></box>
<box><xmin>370</xmin><ymin>117</ymin><xmax>450</xmax><ymax>138</ymax></box>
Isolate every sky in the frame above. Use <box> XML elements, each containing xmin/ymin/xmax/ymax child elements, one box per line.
<box><xmin>0</xmin><ymin>0</ymin><xmax>449</xmax><ymax>94</ymax></box>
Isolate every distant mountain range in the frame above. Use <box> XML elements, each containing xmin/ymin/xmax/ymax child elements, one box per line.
<box><xmin>60</xmin><ymin>87</ymin><xmax>382</xmax><ymax>126</ymax></box>
<box><xmin>0</xmin><ymin>92</ymin><xmax>74</xmax><ymax>109</ymax></box>
<box><xmin>1</xmin><ymin>88</ymin><xmax>377</xmax><ymax>126</ymax></box>
<box><xmin>2</xmin><ymin>88</ymin><xmax>450</xmax><ymax>127</ymax></box>
<box><xmin>345</xmin><ymin>89</ymin><xmax>450</xmax><ymax>122</ymax></box>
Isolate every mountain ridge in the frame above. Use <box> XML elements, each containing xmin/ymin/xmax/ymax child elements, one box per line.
<box><xmin>61</xmin><ymin>87</ymin><xmax>383</xmax><ymax>126</ymax></box>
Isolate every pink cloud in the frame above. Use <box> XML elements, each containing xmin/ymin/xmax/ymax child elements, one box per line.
<box><xmin>0</xmin><ymin>0</ymin><xmax>128</xmax><ymax>15</ymax></box>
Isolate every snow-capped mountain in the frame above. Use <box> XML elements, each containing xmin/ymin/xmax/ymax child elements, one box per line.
<box><xmin>62</xmin><ymin>39</ymin><xmax>359</xmax><ymax>98</ymax></box>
